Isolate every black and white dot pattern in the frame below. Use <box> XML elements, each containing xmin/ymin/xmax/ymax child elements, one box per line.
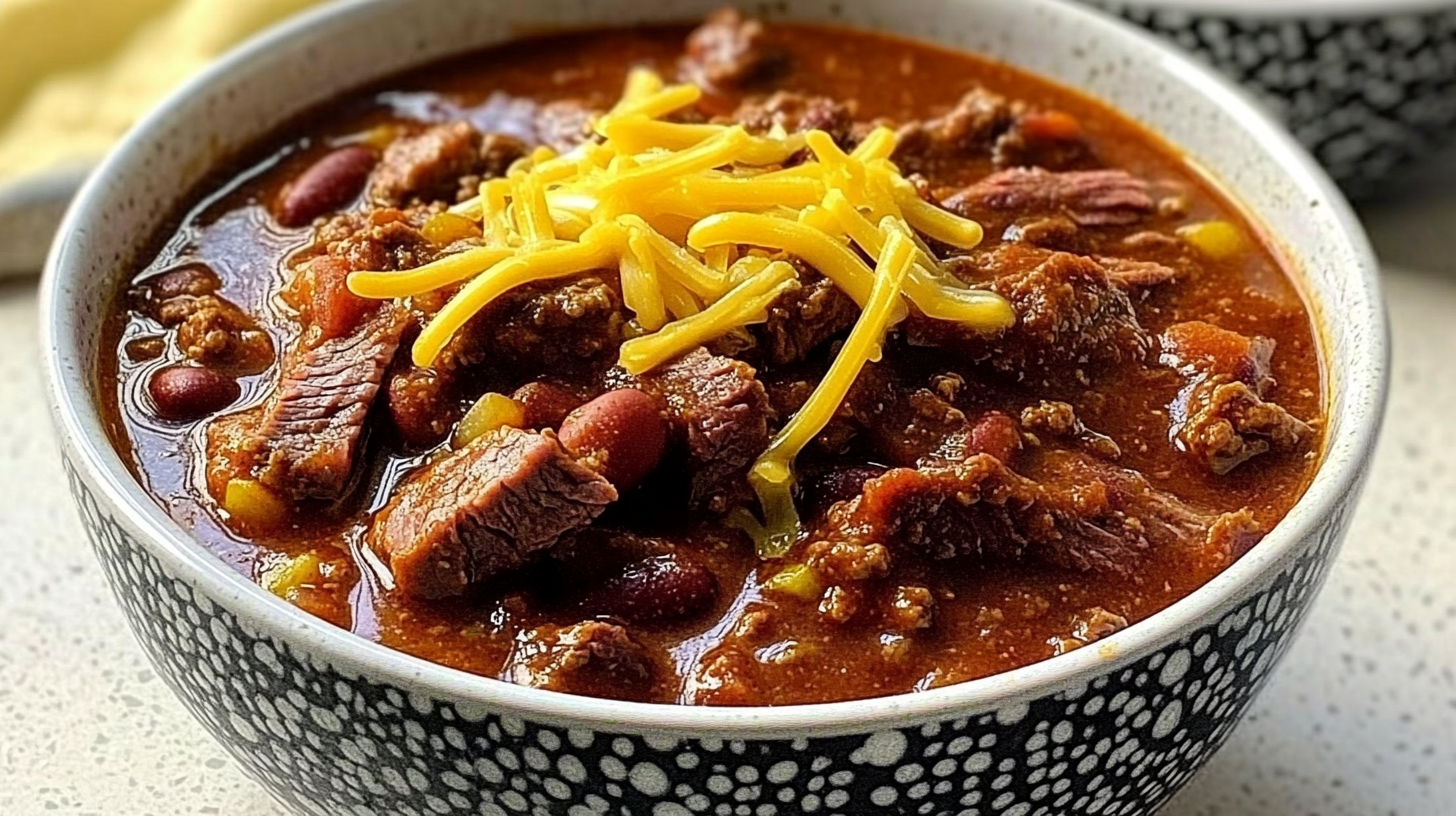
<box><xmin>1090</xmin><ymin>2</ymin><xmax>1456</xmax><ymax>196</ymax></box>
<box><xmin>62</xmin><ymin>453</ymin><xmax>1356</xmax><ymax>815</ymax></box>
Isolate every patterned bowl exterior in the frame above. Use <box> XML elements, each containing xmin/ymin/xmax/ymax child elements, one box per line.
<box><xmin>1090</xmin><ymin>1</ymin><xmax>1456</xmax><ymax>196</ymax></box>
<box><xmin>63</xmin><ymin>452</ymin><xmax>1356</xmax><ymax>816</ymax></box>
<box><xmin>40</xmin><ymin>0</ymin><xmax>1386</xmax><ymax>814</ymax></box>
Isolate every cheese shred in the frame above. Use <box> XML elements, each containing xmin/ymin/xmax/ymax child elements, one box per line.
<box><xmin>344</xmin><ymin>67</ymin><xmax>1015</xmax><ymax>555</ymax></box>
<box><xmin>746</xmin><ymin>223</ymin><xmax>917</xmax><ymax>556</ymax></box>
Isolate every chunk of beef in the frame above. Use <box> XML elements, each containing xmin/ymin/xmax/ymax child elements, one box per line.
<box><xmin>1098</xmin><ymin>256</ymin><xmax>1179</xmax><ymax>289</ymax></box>
<box><xmin>893</xmin><ymin>88</ymin><xmax>1014</xmax><ymax>175</ymax></box>
<box><xmin>369</xmin><ymin>428</ymin><xmax>617</xmax><ymax>599</ymax></box>
<box><xmin>615</xmin><ymin>348</ymin><xmax>770</xmax><ymax>512</ymax></box>
<box><xmin>824</xmin><ymin>363</ymin><xmax>1020</xmax><ymax>467</ymax></box>
<box><xmin>884</xmin><ymin>586</ymin><xmax>936</xmax><ymax>633</ymax></box>
<box><xmin>824</xmin><ymin>450</ymin><xmax>1258</xmax><ymax>576</ymax></box>
<box><xmin>131</xmin><ymin>265</ymin><xmax>273</xmax><ymax>373</ymax></box>
<box><xmin>1160</xmin><ymin>322</ymin><xmax>1312</xmax><ymax>474</ymax></box>
<box><xmin>755</xmin><ymin>275</ymin><xmax>859</xmax><ymax>366</ymax></box>
<box><xmin>534</xmin><ymin>101</ymin><xmax>596</xmax><ymax>153</ymax></box>
<box><xmin>803</xmin><ymin>465</ymin><xmax>889</xmax><ymax>515</ymax></box>
<box><xmin>729</xmin><ymin>92</ymin><xmax>856</xmax><ymax>146</ymax></box>
<box><xmin>992</xmin><ymin>109</ymin><xmax>1092</xmax><ymax>170</ymax></box>
<box><xmin>1051</xmin><ymin>606</ymin><xmax>1129</xmax><ymax>655</ymax></box>
<box><xmin>943</xmin><ymin>168</ymin><xmax>1155</xmax><ymax>227</ymax></box>
<box><xmin>501</xmin><ymin>621</ymin><xmax>656</xmax><ymax>701</ymax></box>
<box><xmin>840</xmin><ymin>364</ymin><xmax>973</xmax><ymax>466</ymax></box>
<box><xmin>1020</xmin><ymin>399</ymin><xmax>1121</xmax><ymax>459</ymax></box>
<box><xmin>1173</xmin><ymin>379</ymin><xmax>1313</xmax><ymax>475</ymax></box>
<box><xmin>488</xmin><ymin>275</ymin><xmax>626</xmax><ymax>372</ymax></box>
<box><xmin>682</xmin><ymin>647</ymin><xmax>761</xmax><ymax>706</ymax></box>
<box><xmin>241</xmin><ymin>307</ymin><xmax>409</xmax><ymax>501</ymax></box>
<box><xmin>1002</xmin><ymin>215</ymin><xmax>1090</xmax><ymax>254</ymax></box>
<box><xmin>916</xmin><ymin>249</ymin><xmax>1151</xmax><ymax>376</ymax></box>
<box><xmin>167</xmin><ymin>294</ymin><xmax>273</xmax><ymax>373</ymax></box>
<box><xmin>453</xmin><ymin>133</ymin><xmax>531</xmax><ymax>202</ymax></box>
<box><xmin>464</xmin><ymin>93</ymin><xmax>598</xmax><ymax>153</ymax></box>
<box><xmin>1161</xmin><ymin>320</ymin><xmax>1275</xmax><ymax>389</ymax></box>
<box><xmin>386</xmin><ymin>276</ymin><xmax>623</xmax><ymax>447</ymax></box>
<box><xmin>311</xmin><ymin>207</ymin><xmax>437</xmax><ymax>273</ymax></box>
<box><xmin>371</xmin><ymin>122</ymin><xmax>487</xmax><ymax>206</ymax></box>
<box><xmin>995</xmin><ymin>223</ymin><xmax>1182</xmax><ymax>289</ymax></box>
<box><xmin>678</xmin><ymin>8</ymin><xmax>784</xmax><ymax>89</ymax></box>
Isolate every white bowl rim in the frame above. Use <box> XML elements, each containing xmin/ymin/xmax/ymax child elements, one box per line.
<box><xmin>41</xmin><ymin>0</ymin><xmax>1387</xmax><ymax>738</ymax></box>
<box><xmin>1101</xmin><ymin>0</ymin><xmax>1456</xmax><ymax>19</ymax></box>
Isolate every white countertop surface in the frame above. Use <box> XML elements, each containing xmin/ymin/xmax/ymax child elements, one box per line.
<box><xmin>2</xmin><ymin>176</ymin><xmax>1454</xmax><ymax>815</ymax></box>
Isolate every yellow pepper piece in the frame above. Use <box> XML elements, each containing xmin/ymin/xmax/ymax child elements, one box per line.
<box><xmin>421</xmin><ymin>211</ymin><xmax>481</xmax><ymax>246</ymax></box>
<box><xmin>1178</xmin><ymin>220</ymin><xmax>1246</xmax><ymax>260</ymax></box>
<box><xmin>454</xmin><ymin>392</ymin><xmax>526</xmax><ymax>448</ymax></box>
<box><xmin>762</xmin><ymin>564</ymin><xmax>823</xmax><ymax>600</ymax></box>
<box><xmin>262</xmin><ymin>552</ymin><xmax>324</xmax><ymax>599</ymax></box>
<box><xmin>222</xmin><ymin>479</ymin><xmax>289</xmax><ymax>533</ymax></box>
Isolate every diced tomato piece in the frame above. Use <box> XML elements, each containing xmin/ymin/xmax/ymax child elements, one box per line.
<box><xmin>1021</xmin><ymin>110</ymin><xmax>1084</xmax><ymax>142</ymax></box>
<box><xmin>307</xmin><ymin>256</ymin><xmax>376</xmax><ymax>340</ymax></box>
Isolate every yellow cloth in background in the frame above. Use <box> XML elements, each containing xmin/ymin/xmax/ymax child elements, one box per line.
<box><xmin>0</xmin><ymin>0</ymin><xmax>328</xmax><ymax>180</ymax></box>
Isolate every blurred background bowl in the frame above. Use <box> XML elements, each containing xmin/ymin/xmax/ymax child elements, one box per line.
<box><xmin>1088</xmin><ymin>0</ymin><xmax>1456</xmax><ymax>197</ymax></box>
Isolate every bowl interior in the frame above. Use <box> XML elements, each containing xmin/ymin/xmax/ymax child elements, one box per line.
<box><xmin>42</xmin><ymin>0</ymin><xmax>1385</xmax><ymax>734</ymax></box>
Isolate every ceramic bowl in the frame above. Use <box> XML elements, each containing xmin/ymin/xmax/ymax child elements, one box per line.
<box><xmin>41</xmin><ymin>0</ymin><xmax>1387</xmax><ymax>814</ymax></box>
<box><xmin>1088</xmin><ymin>0</ymin><xmax>1456</xmax><ymax>196</ymax></box>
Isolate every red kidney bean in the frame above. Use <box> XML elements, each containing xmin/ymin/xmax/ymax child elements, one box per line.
<box><xmin>387</xmin><ymin>368</ymin><xmax>457</xmax><ymax>448</ymax></box>
<box><xmin>558</xmin><ymin>389</ymin><xmax>667</xmax><ymax>491</ymax></box>
<box><xmin>147</xmin><ymin>263</ymin><xmax>220</xmax><ymax>301</ymax></box>
<box><xmin>806</xmin><ymin>465</ymin><xmax>886</xmax><ymax>513</ymax></box>
<box><xmin>147</xmin><ymin>365</ymin><xmax>240</xmax><ymax>421</ymax></box>
<box><xmin>969</xmin><ymin>411</ymin><xmax>1022</xmax><ymax>464</ymax></box>
<box><xmin>128</xmin><ymin>263</ymin><xmax>220</xmax><ymax>319</ymax></box>
<box><xmin>511</xmin><ymin>381</ymin><xmax>586</xmax><ymax>430</ymax></box>
<box><xmin>582</xmin><ymin>554</ymin><xmax>719</xmax><ymax>624</ymax></box>
<box><xmin>275</xmin><ymin>145</ymin><xmax>377</xmax><ymax>227</ymax></box>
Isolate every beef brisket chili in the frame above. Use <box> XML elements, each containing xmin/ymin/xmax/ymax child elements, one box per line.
<box><xmin>101</xmin><ymin>10</ymin><xmax>1324</xmax><ymax>705</ymax></box>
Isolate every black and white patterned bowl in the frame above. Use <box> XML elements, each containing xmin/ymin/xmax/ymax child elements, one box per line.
<box><xmin>1088</xmin><ymin>0</ymin><xmax>1456</xmax><ymax>197</ymax></box>
<box><xmin>40</xmin><ymin>1</ymin><xmax>1388</xmax><ymax>814</ymax></box>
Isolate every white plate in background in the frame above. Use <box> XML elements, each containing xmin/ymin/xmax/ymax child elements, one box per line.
<box><xmin>0</xmin><ymin>165</ymin><xmax>91</xmax><ymax>278</ymax></box>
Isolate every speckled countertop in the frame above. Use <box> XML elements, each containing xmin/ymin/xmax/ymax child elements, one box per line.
<box><xmin>3</xmin><ymin>177</ymin><xmax>1455</xmax><ymax>814</ymax></box>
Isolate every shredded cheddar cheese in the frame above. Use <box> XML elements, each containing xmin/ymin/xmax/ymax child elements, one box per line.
<box><xmin>345</xmin><ymin>68</ymin><xmax>1016</xmax><ymax>555</ymax></box>
<box><xmin>745</xmin><ymin>222</ymin><xmax>918</xmax><ymax>557</ymax></box>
